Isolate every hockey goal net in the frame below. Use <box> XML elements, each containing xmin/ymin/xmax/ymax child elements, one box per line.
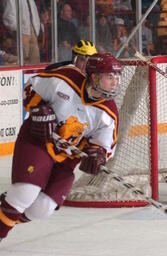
<box><xmin>64</xmin><ymin>56</ymin><xmax>167</xmax><ymax>208</ymax></box>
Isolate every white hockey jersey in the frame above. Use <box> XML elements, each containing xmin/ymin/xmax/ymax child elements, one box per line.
<box><xmin>24</xmin><ymin>65</ymin><xmax>119</xmax><ymax>159</ymax></box>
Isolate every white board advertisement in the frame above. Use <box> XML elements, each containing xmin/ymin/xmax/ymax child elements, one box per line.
<box><xmin>0</xmin><ymin>70</ymin><xmax>22</xmax><ymax>143</ymax></box>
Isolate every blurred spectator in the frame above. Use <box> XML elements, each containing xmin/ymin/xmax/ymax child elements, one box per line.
<box><xmin>156</xmin><ymin>0</ymin><xmax>167</xmax><ymax>55</ymax></box>
<box><xmin>35</xmin><ymin>0</ymin><xmax>51</xmax><ymax>11</ymax></box>
<box><xmin>158</xmin><ymin>0</ymin><xmax>167</xmax><ymax>38</ymax></box>
<box><xmin>107</xmin><ymin>1</ymin><xmax>132</xmax><ymax>33</ymax></box>
<box><xmin>141</xmin><ymin>19</ymin><xmax>153</xmax><ymax>55</ymax></box>
<box><xmin>58</xmin><ymin>3</ymin><xmax>80</xmax><ymax>61</ymax></box>
<box><xmin>79</xmin><ymin>13</ymin><xmax>90</xmax><ymax>41</ymax></box>
<box><xmin>112</xmin><ymin>0</ymin><xmax>132</xmax><ymax>10</ymax></box>
<box><xmin>0</xmin><ymin>32</ymin><xmax>17</xmax><ymax>65</ymax></box>
<box><xmin>131</xmin><ymin>0</ymin><xmax>160</xmax><ymax>41</ymax></box>
<box><xmin>0</xmin><ymin>49</ymin><xmax>17</xmax><ymax>65</ymax></box>
<box><xmin>2</xmin><ymin>0</ymin><xmax>40</xmax><ymax>65</ymax></box>
<box><xmin>131</xmin><ymin>0</ymin><xmax>160</xmax><ymax>10</ymax></box>
<box><xmin>96</xmin><ymin>0</ymin><xmax>113</xmax><ymax>16</ymax></box>
<box><xmin>65</xmin><ymin>0</ymin><xmax>89</xmax><ymax>26</ymax></box>
<box><xmin>0</xmin><ymin>54</ymin><xmax>4</xmax><ymax>65</ymax></box>
<box><xmin>96</xmin><ymin>14</ymin><xmax>113</xmax><ymax>53</ymax></box>
<box><xmin>38</xmin><ymin>7</ymin><xmax>52</xmax><ymax>63</ymax></box>
<box><xmin>113</xmin><ymin>17</ymin><xmax>129</xmax><ymax>58</ymax></box>
<box><xmin>1</xmin><ymin>32</ymin><xmax>17</xmax><ymax>56</ymax></box>
<box><xmin>131</xmin><ymin>19</ymin><xmax>153</xmax><ymax>56</ymax></box>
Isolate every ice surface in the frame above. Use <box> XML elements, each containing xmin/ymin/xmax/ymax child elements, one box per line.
<box><xmin>1</xmin><ymin>156</ymin><xmax>167</xmax><ymax>256</ymax></box>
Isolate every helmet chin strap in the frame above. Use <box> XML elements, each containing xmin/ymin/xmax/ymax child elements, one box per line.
<box><xmin>93</xmin><ymin>74</ymin><xmax>106</xmax><ymax>98</ymax></box>
<box><xmin>95</xmin><ymin>87</ymin><xmax>117</xmax><ymax>99</ymax></box>
<box><xmin>86</xmin><ymin>75</ymin><xmax>104</xmax><ymax>100</ymax></box>
<box><xmin>87</xmin><ymin>85</ymin><xmax>101</xmax><ymax>100</ymax></box>
<box><xmin>95</xmin><ymin>74</ymin><xmax>99</xmax><ymax>86</ymax></box>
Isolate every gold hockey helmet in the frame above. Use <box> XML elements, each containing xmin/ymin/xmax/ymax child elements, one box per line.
<box><xmin>73</xmin><ymin>40</ymin><xmax>97</xmax><ymax>56</ymax></box>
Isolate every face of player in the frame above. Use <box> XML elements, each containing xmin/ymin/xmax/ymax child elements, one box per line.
<box><xmin>91</xmin><ymin>72</ymin><xmax>121</xmax><ymax>99</ymax></box>
<box><xmin>99</xmin><ymin>73</ymin><xmax>119</xmax><ymax>92</ymax></box>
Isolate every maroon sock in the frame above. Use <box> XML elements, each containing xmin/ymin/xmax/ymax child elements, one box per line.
<box><xmin>0</xmin><ymin>200</ymin><xmax>22</xmax><ymax>238</ymax></box>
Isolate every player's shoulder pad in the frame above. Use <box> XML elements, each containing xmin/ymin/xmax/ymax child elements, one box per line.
<box><xmin>96</xmin><ymin>99</ymin><xmax>119</xmax><ymax>122</ymax></box>
<box><xmin>45</xmin><ymin>61</ymin><xmax>72</xmax><ymax>71</ymax></box>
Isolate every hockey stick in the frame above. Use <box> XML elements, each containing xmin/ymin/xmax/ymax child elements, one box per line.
<box><xmin>52</xmin><ymin>132</ymin><xmax>167</xmax><ymax>214</ymax></box>
<box><xmin>135</xmin><ymin>51</ymin><xmax>167</xmax><ymax>79</ymax></box>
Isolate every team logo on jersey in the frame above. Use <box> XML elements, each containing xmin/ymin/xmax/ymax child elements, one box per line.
<box><xmin>57</xmin><ymin>91</ymin><xmax>70</xmax><ymax>100</ymax></box>
<box><xmin>27</xmin><ymin>165</ymin><xmax>34</xmax><ymax>174</ymax></box>
<box><xmin>59</xmin><ymin>116</ymin><xmax>88</xmax><ymax>146</ymax></box>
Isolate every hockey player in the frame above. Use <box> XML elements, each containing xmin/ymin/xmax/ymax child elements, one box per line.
<box><xmin>0</xmin><ymin>40</ymin><xmax>97</xmax><ymax>209</ymax></box>
<box><xmin>0</xmin><ymin>52</ymin><xmax>122</xmax><ymax>240</ymax></box>
<box><xmin>45</xmin><ymin>39</ymin><xmax>97</xmax><ymax>74</ymax></box>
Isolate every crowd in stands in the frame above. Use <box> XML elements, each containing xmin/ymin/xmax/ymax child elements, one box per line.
<box><xmin>0</xmin><ymin>0</ymin><xmax>165</xmax><ymax>66</ymax></box>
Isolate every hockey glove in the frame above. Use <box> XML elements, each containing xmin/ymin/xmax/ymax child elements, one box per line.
<box><xmin>30</xmin><ymin>105</ymin><xmax>58</xmax><ymax>143</ymax></box>
<box><xmin>79</xmin><ymin>146</ymin><xmax>106</xmax><ymax>175</ymax></box>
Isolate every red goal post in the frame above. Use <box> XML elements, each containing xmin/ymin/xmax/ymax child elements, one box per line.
<box><xmin>64</xmin><ymin>55</ymin><xmax>167</xmax><ymax>208</ymax></box>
